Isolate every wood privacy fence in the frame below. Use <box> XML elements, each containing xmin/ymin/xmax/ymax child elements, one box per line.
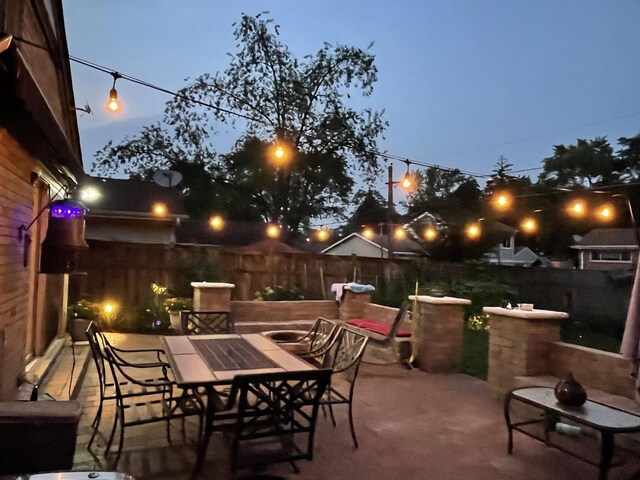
<box><xmin>69</xmin><ymin>240</ymin><xmax>633</xmax><ymax>329</ymax></box>
<box><xmin>69</xmin><ymin>241</ymin><xmax>418</xmax><ymax>307</ymax></box>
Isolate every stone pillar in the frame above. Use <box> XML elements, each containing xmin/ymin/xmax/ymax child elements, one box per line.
<box><xmin>191</xmin><ymin>282</ymin><xmax>235</xmax><ymax>312</ymax></box>
<box><xmin>409</xmin><ymin>295</ymin><xmax>470</xmax><ymax>373</ymax></box>
<box><xmin>484</xmin><ymin>306</ymin><xmax>567</xmax><ymax>399</ymax></box>
<box><xmin>338</xmin><ymin>290</ymin><xmax>371</xmax><ymax>321</ymax></box>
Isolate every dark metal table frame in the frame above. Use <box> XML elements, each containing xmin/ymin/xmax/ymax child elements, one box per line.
<box><xmin>504</xmin><ymin>386</ymin><xmax>640</xmax><ymax>480</ymax></box>
<box><xmin>160</xmin><ymin>333</ymin><xmax>316</xmax><ymax>475</ymax></box>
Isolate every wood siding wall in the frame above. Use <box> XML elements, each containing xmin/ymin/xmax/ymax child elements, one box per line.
<box><xmin>0</xmin><ymin>129</ymin><xmax>34</xmax><ymax>400</ymax></box>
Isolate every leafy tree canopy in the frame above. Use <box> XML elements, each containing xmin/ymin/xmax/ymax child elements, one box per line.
<box><xmin>93</xmin><ymin>12</ymin><xmax>387</xmax><ymax>233</ymax></box>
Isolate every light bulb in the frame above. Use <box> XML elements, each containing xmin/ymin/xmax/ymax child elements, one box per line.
<box><xmin>152</xmin><ymin>202</ymin><xmax>168</xmax><ymax>217</ymax></box>
<box><xmin>466</xmin><ymin>223</ymin><xmax>481</xmax><ymax>239</ymax></box>
<box><xmin>423</xmin><ymin>227</ymin><xmax>437</xmax><ymax>241</ymax></box>
<box><xmin>362</xmin><ymin>227</ymin><xmax>374</xmax><ymax>239</ymax></box>
<box><xmin>209</xmin><ymin>215</ymin><xmax>224</xmax><ymax>231</ymax></box>
<box><xmin>107</xmin><ymin>88</ymin><xmax>119</xmax><ymax>112</ymax></box>
<box><xmin>596</xmin><ymin>204</ymin><xmax>615</xmax><ymax>222</ymax></box>
<box><xmin>394</xmin><ymin>227</ymin><xmax>407</xmax><ymax>240</ymax></box>
<box><xmin>520</xmin><ymin>217</ymin><xmax>538</xmax><ymax>234</ymax></box>
<box><xmin>317</xmin><ymin>227</ymin><xmax>330</xmax><ymax>241</ymax></box>
<box><xmin>492</xmin><ymin>192</ymin><xmax>513</xmax><ymax>211</ymax></box>
<box><xmin>266</xmin><ymin>224</ymin><xmax>281</xmax><ymax>238</ymax></box>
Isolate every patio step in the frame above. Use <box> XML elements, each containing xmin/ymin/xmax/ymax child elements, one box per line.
<box><xmin>37</xmin><ymin>341</ymin><xmax>92</xmax><ymax>401</ymax></box>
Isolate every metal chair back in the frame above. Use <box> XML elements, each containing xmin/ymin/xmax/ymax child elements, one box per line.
<box><xmin>180</xmin><ymin>310</ymin><xmax>233</xmax><ymax>335</ymax></box>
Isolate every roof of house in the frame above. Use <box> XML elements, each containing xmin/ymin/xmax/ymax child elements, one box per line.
<box><xmin>321</xmin><ymin>232</ymin><xmax>422</xmax><ymax>255</ymax></box>
<box><xmin>77</xmin><ymin>177</ymin><xmax>188</xmax><ymax>218</ymax></box>
<box><xmin>571</xmin><ymin>228</ymin><xmax>639</xmax><ymax>249</ymax></box>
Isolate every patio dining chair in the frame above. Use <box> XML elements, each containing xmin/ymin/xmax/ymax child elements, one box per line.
<box><xmin>85</xmin><ymin>322</ymin><xmax>174</xmax><ymax>450</ymax></box>
<box><xmin>317</xmin><ymin>326</ymin><xmax>369</xmax><ymax>448</ymax></box>
<box><xmin>102</xmin><ymin>345</ymin><xmax>203</xmax><ymax>465</ymax></box>
<box><xmin>180</xmin><ymin>310</ymin><xmax>233</xmax><ymax>335</ymax></box>
<box><xmin>294</xmin><ymin>317</ymin><xmax>339</xmax><ymax>362</ymax></box>
<box><xmin>196</xmin><ymin>369</ymin><xmax>331</xmax><ymax>475</ymax></box>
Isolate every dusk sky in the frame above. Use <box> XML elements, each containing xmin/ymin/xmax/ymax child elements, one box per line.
<box><xmin>64</xmin><ymin>1</ymin><xmax>640</xmax><ymax>192</ymax></box>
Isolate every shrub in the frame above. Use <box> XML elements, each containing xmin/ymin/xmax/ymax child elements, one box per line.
<box><xmin>255</xmin><ymin>285</ymin><xmax>304</xmax><ymax>301</ymax></box>
<box><xmin>163</xmin><ymin>297</ymin><xmax>193</xmax><ymax>312</ymax></box>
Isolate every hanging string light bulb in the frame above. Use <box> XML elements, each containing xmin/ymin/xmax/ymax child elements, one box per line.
<box><xmin>316</xmin><ymin>227</ymin><xmax>330</xmax><ymax>241</ymax></box>
<box><xmin>520</xmin><ymin>217</ymin><xmax>538</xmax><ymax>234</ymax></box>
<box><xmin>394</xmin><ymin>227</ymin><xmax>407</xmax><ymax>240</ymax></box>
<box><xmin>209</xmin><ymin>214</ymin><xmax>224</xmax><ymax>231</ymax></box>
<box><xmin>362</xmin><ymin>227</ymin><xmax>375</xmax><ymax>239</ymax></box>
<box><xmin>107</xmin><ymin>72</ymin><xmax>121</xmax><ymax>112</ymax></box>
<box><xmin>465</xmin><ymin>222</ymin><xmax>482</xmax><ymax>239</ymax></box>
<box><xmin>423</xmin><ymin>226</ymin><xmax>438</xmax><ymax>241</ymax></box>
<box><xmin>266</xmin><ymin>223</ymin><xmax>281</xmax><ymax>239</ymax></box>
<box><xmin>400</xmin><ymin>159</ymin><xmax>414</xmax><ymax>191</ymax></box>
<box><xmin>596</xmin><ymin>203</ymin><xmax>615</xmax><ymax>222</ymax></box>
<box><xmin>566</xmin><ymin>198</ymin><xmax>587</xmax><ymax>218</ymax></box>
<box><xmin>491</xmin><ymin>191</ymin><xmax>513</xmax><ymax>212</ymax></box>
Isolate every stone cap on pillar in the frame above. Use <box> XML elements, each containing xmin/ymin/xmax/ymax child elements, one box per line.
<box><xmin>190</xmin><ymin>282</ymin><xmax>236</xmax><ymax>289</ymax></box>
<box><xmin>409</xmin><ymin>295</ymin><xmax>471</xmax><ymax>305</ymax></box>
<box><xmin>483</xmin><ymin>306</ymin><xmax>568</xmax><ymax>320</ymax></box>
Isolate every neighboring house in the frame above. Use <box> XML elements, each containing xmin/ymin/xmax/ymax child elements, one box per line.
<box><xmin>483</xmin><ymin>222</ymin><xmax>544</xmax><ymax>267</ymax></box>
<box><xmin>75</xmin><ymin>177</ymin><xmax>188</xmax><ymax>244</ymax></box>
<box><xmin>0</xmin><ymin>1</ymin><xmax>83</xmax><ymax>399</ymax></box>
<box><xmin>571</xmin><ymin>228</ymin><xmax>639</xmax><ymax>271</ymax></box>
<box><xmin>321</xmin><ymin>232</ymin><xmax>422</xmax><ymax>259</ymax></box>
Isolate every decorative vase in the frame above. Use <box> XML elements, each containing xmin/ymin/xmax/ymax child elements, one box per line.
<box><xmin>554</xmin><ymin>373</ymin><xmax>587</xmax><ymax>407</ymax></box>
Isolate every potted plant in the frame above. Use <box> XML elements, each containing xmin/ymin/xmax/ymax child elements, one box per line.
<box><xmin>164</xmin><ymin>297</ymin><xmax>192</xmax><ymax>331</ymax></box>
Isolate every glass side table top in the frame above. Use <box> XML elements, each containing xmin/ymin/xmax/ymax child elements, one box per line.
<box><xmin>511</xmin><ymin>387</ymin><xmax>640</xmax><ymax>431</ymax></box>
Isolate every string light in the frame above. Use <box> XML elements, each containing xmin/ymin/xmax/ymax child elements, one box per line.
<box><xmin>316</xmin><ymin>227</ymin><xmax>330</xmax><ymax>241</ymax></box>
<box><xmin>520</xmin><ymin>217</ymin><xmax>538</xmax><ymax>234</ymax></box>
<box><xmin>491</xmin><ymin>191</ymin><xmax>513</xmax><ymax>212</ymax></box>
<box><xmin>362</xmin><ymin>227</ymin><xmax>375</xmax><ymax>239</ymax></box>
<box><xmin>594</xmin><ymin>203</ymin><xmax>615</xmax><ymax>222</ymax></box>
<box><xmin>465</xmin><ymin>222</ymin><xmax>481</xmax><ymax>240</ymax></box>
<box><xmin>266</xmin><ymin>224</ymin><xmax>281</xmax><ymax>239</ymax></box>
<box><xmin>566</xmin><ymin>199</ymin><xmax>587</xmax><ymax>218</ymax></box>
<box><xmin>394</xmin><ymin>227</ymin><xmax>407</xmax><ymax>240</ymax></box>
<box><xmin>107</xmin><ymin>72</ymin><xmax>121</xmax><ymax>112</ymax></box>
<box><xmin>423</xmin><ymin>227</ymin><xmax>438</xmax><ymax>241</ymax></box>
<box><xmin>152</xmin><ymin>202</ymin><xmax>168</xmax><ymax>217</ymax></box>
<box><xmin>209</xmin><ymin>215</ymin><xmax>224</xmax><ymax>231</ymax></box>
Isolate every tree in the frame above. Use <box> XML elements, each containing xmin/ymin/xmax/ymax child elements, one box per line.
<box><xmin>618</xmin><ymin>132</ymin><xmax>640</xmax><ymax>181</ymax></box>
<box><xmin>484</xmin><ymin>155</ymin><xmax>532</xmax><ymax>195</ymax></box>
<box><xmin>403</xmin><ymin>166</ymin><xmax>469</xmax><ymax>216</ymax></box>
<box><xmin>344</xmin><ymin>189</ymin><xmax>390</xmax><ymax>233</ymax></box>
<box><xmin>538</xmin><ymin>137</ymin><xmax>620</xmax><ymax>187</ymax></box>
<box><xmin>94</xmin><ymin>13</ymin><xmax>387</xmax><ymax>233</ymax></box>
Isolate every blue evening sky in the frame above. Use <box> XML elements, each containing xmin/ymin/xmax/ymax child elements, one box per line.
<box><xmin>64</xmin><ymin>1</ymin><xmax>640</xmax><ymax>192</ymax></box>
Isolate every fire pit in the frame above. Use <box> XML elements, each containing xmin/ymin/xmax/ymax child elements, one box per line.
<box><xmin>262</xmin><ymin>330</ymin><xmax>310</xmax><ymax>354</ymax></box>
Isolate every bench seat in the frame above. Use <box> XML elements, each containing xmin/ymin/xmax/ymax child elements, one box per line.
<box><xmin>346</xmin><ymin>318</ymin><xmax>412</xmax><ymax>337</ymax></box>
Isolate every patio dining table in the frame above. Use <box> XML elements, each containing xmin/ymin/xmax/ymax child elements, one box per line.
<box><xmin>160</xmin><ymin>333</ymin><xmax>317</xmax><ymax>472</ymax></box>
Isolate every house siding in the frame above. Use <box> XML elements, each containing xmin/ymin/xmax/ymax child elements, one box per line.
<box><xmin>0</xmin><ymin>129</ymin><xmax>35</xmax><ymax>400</ymax></box>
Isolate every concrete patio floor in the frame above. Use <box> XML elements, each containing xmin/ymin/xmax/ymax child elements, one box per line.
<box><xmin>41</xmin><ymin>333</ymin><xmax>640</xmax><ymax>480</ymax></box>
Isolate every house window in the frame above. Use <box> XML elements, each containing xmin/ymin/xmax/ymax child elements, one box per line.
<box><xmin>590</xmin><ymin>250</ymin><xmax>632</xmax><ymax>262</ymax></box>
<box><xmin>502</xmin><ymin>237</ymin><xmax>512</xmax><ymax>248</ymax></box>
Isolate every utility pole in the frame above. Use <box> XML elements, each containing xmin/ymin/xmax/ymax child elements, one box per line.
<box><xmin>387</xmin><ymin>164</ymin><xmax>394</xmax><ymax>260</ymax></box>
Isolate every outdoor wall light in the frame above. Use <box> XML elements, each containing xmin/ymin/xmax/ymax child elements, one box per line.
<box><xmin>19</xmin><ymin>197</ymin><xmax>90</xmax><ymax>274</ymax></box>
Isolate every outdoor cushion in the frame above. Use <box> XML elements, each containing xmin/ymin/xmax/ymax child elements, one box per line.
<box><xmin>346</xmin><ymin>318</ymin><xmax>412</xmax><ymax>337</ymax></box>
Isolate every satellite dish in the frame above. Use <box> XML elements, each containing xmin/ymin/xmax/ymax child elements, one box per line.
<box><xmin>153</xmin><ymin>169</ymin><xmax>183</xmax><ymax>187</ymax></box>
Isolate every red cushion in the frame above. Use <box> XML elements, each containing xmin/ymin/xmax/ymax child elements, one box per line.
<box><xmin>347</xmin><ymin>318</ymin><xmax>412</xmax><ymax>337</ymax></box>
